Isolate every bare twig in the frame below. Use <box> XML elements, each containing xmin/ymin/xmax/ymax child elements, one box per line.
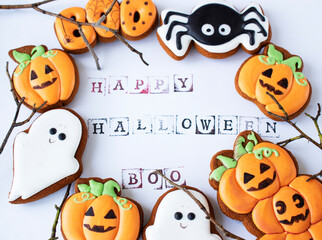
<box><xmin>306</xmin><ymin>170</ymin><xmax>322</xmax><ymax>182</ymax></box>
<box><xmin>0</xmin><ymin>63</ymin><xmax>47</xmax><ymax>155</ymax></box>
<box><xmin>277</xmin><ymin>135</ymin><xmax>304</xmax><ymax>147</ymax></box>
<box><xmin>154</xmin><ymin>170</ymin><xmax>245</xmax><ymax>240</ymax></box>
<box><xmin>305</xmin><ymin>103</ymin><xmax>322</xmax><ymax>144</ymax></box>
<box><xmin>0</xmin><ymin>0</ymin><xmax>149</xmax><ymax>69</ymax></box>
<box><xmin>266</xmin><ymin>92</ymin><xmax>322</xmax><ymax>150</ymax></box>
<box><xmin>49</xmin><ymin>184</ymin><xmax>71</xmax><ymax>240</ymax></box>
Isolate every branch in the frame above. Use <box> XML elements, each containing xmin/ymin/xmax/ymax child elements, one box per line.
<box><xmin>154</xmin><ymin>170</ymin><xmax>245</xmax><ymax>240</ymax></box>
<box><xmin>0</xmin><ymin>0</ymin><xmax>149</xmax><ymax>69</ymax></box>
<box><xmin>0</xmin><ymin>63</ymin><xmax>47</xmax><ymax>155</ymax></box>
<box><xmin>306</xmin><ymin>170</ymin><xmax>322</xmax><ymax>182</ymax></box>
<box><xmin>49</xmin><ymin>184</ymin><xmax>71</xmax><ymax>240</ymax></box>
<box><xmin>266</xmin><ymin>92</ymin><xmax>322</xmax><ymax>150</ymax></box>
<box><xmin>305</xmin><ymin>103</ymin><xmax>322</xmax><ymax>144</ymax></box>
<box><xmin>277</xmin><ymin>135</ymin><xmax>304</xmax><ymax>147</ymax></box>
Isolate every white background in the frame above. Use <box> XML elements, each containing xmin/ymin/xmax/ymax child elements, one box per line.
<box><xmin>0</xmin><ymin>0</ymin><xmax>321</xmax><ymax>239</ymax></box>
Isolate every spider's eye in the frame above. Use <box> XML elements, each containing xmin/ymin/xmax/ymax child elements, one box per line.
<box><xmin>201</xmin><ymin>24</ymin><xmax>214</xmax><ymax>36</ymax></box>
<box><xmin>218</xmin><ymin>24</ymin><xmax>231</xmax><ymax>36</ymax></box>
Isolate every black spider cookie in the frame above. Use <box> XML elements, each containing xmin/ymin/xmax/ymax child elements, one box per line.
<box><xmin>157</xmin><ymin>0</ymin><xmax>271</xmax><ymax>60</ymax></box>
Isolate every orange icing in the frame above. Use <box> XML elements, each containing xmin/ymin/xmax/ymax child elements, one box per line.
<box><xmin>85</xmin><ymin>0</ymin><xmax>120</xmax><ymax>42</ymax></box>
<box><xmin>259</xmin><ymin>233</ymin><xmax>287</xmax><ymax>240</ymax></box>
<box><xmin>252</xmin><ymin>197</ymin><xmax>284</xmax><ymax>234</ymax></box>
<box><xmin>236</xmin><ymin>51</ymin><xmax>311</xmax><ymax>117</ymax></box>
<box><xmin>252</xmin><ymin>143</ymin><xmax>297</xmax><ymax>187</ymax></box>
<box><xmin>219</xmin><ymin>168</ymin><xmax>258</xmax><ymax>214</ymax></box>
<box><xmin>54</xmin><ymin>7</ymin><xmax>96</xmax><ymax>51</ymax></box>
<box><xmin>308</xmin><ymin>221</ymin><xmax>322</xmax><ymax>240</ymax></box>
<box><xmin>289</xmin><ymin>176</ymin><xmax>322</xmax><ymax>224</ymax></box>
<box><xmin>61</xmin><ymin>192</ymin><xmax>96</xmax><ymax>240</ymax></box>
<box><xmin>235</xmin><ymin>152</ymin><xmax>280</xmax><ymax>200</ymax></box>
<box><xmin>120</xmin><ymin>0</ymin><xmax>157</xmax><ymax>38</ymax></box>
<box><xmin>114</xmin><ymin>197</ymin><xmax>141</xmax><ymax>240</ymax></box>
<box><xmin>285</xmin><ymin>231</ymin><xmax>313</xmax><ymax>240</ymax></box>
<box><xmin>273</xmin><ymin>186</ymin><xmax>311</xmax><ymax>234</ymax></box>
<box><xmin>12</xmin><ymin>49</ymin><xmax>76</xmax><ymax>108</ymax></box>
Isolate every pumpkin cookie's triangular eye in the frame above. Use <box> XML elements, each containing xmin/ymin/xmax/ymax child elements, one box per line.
<box><xmin>262</xmin><ymin>68</ymin><xmax>273</xmax><ymax>78</ymax></box>
<box><xmin>45</xmin><ymin>65</ymin><xmax>54</xmax><ymax>74</ymax></box>
<box><xmin>260</xmin><ymin>163</ymin><xmax>270</xmax><ymax>174</ymax></box>
<box><xmin>30</xmin><ymin>70</ymin><xmax>38</xmax><ymax>80</ymax></box>
<box><xmin>244</xmin><ymin>172</ymin><xmax>255</xmax><ymax>184</ymax></box>
<box><xmin>85</xmin><ymin>206</ymin><xmax>95</xmax><ymax>216</ymax></box>
<box><xmin>104</xmin><ymin>209</ymin><xmax>117</xmax><ymax>219</ymax></box>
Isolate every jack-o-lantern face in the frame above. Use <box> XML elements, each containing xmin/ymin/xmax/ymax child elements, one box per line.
<box><xmin>83</xmin><ymin>195</ymin><xmax>119</xmax><ymax>239</ymax></box>
<box><xmin>10</xmin><ymin>45</ymin><xmax>78</xmax><ymax>112</ymax></box>
<box><xmin>236</xmin><ymin>154</ymin><xmax>280</xmax><ymax>200</ymax></box>
<box><xmin>236</xmin><ymin>44</ymin><xmax>311</xmax><ymax>119</ymax></box>
<box><xmin>255</xmin><ymin>64</ymin><xmax>293</xmax><ymax>104</ymax></box>
<box><xmin>273</xmin><ymin>187</ymin><xmax>311</xmax><ymax>234</ymax></box>
<box><xmin>61</xmin><ymin>179</ymin><xmax>142</xmax><ymax>240</ymax></box>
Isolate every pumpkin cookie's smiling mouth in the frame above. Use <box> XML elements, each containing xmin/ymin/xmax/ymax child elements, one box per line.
<box><xmin>180</xmin><ymin>223</ymin><xmax>187</xmax><ymax>229</ymax></box>
<box><xmin>32</xmin><ymin>77</ymin><xmax>57</xmax><ymax>90</ymax></box>
<box><xmin>279</xmin><ymin>209</ymin><xmax>310</xmax><ymax>226</ymax></box>
<box><xmin>83</xmin><ymin>224</ymin><xmax>116</xmax><ymax>233</ymax></box>
<box><xmin>247</xmin><ymin>171</ymin><xmax>276</xmax><ymax>192</ymax></box>
<box><xmin>259</xmin><ymin>79</ymin><xmax>283</xmax><ymax>95</ymax></box>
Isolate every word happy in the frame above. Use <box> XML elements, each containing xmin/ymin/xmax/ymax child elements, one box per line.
<box><xmin>88</xmin><ymin>74</ymin><xmax>193</xmax><ymax>94</ymax></box>
<box><xmin>88</xmin><ymin>115</ymin><xmax>280</xmax><ymax>138</ymax></box>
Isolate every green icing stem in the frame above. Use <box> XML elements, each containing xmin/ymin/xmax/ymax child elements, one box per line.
<box><xmin>31</xmin><ymin>46</ymin><xmax>46</xmax><ymax>60</ymax></box>
<box><xmin>247</xmin><ymin>132</ymin><xmax>258</xmax><ymax>145</ymax></box>
<box><xmin>253</xmin><ymin>147</ymin><xmax>279</xmax><ymax>160</ymax></box>
<box><xmin>113</xmin><ymin>197</ymin><xmax>133</xmax><ymax>210</ymax></box>
<box><xmin>210</xmin><ymin>166</ymin><xmax>227</xmax><ymax>182</ymax></box>
<box><xmin>89</xmin><ymin>180</ymin><xmax>104</xmax><ymax>197</ymax></box>
<box><xmin>74</xmin><ymin>193</ymin><xmax>96</xmax><ymax>203</ymax></box>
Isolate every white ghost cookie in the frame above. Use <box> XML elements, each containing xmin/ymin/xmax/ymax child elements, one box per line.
<box><xmin>9</xmin><ymin>108</ymin><xmax>87</xmax><ymax>204</ymax></box>
<box><xmin>143</xmin><ymin>187</ymin><xmax>222</xmax><ymax>240</ymax></box>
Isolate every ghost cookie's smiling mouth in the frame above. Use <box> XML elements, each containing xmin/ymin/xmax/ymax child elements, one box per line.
<box><xmin>180</xmin><ymin>223</ymin><xmax>187</xmax><ymax>229</ymax></box>
<box><xmin>49</xmin><ymin>138</ymin><xmax>56</xmax><ymax>144</ymax></box>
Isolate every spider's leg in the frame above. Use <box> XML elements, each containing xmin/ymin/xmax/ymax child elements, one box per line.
<box><xmin>243</xmin><ymin>19</ymin><xmax>268</xmax><ymax>37</ymax></box>
<box><xmin>241</xmin><ymin>7</ymin><xmax>265</xmax><ymax>21</ymax></box>
<box><xmin>165</xmin><ymin>21</ymin><xmax>188</xmax><ymax>41</ymax></box>
<box><xmin>164</xmin><ymin>11</ymin><xmax>189</xmax><ymax>24</ymax></box>
<box><xmin>176</xmin><ymin>30</ymin><xmax>189</xmax><ymax>50</ymax></box>
<box><xmin>242</xmin><ymin>29</ymin><xmax>256</xmax><ymax>46</ymax></box>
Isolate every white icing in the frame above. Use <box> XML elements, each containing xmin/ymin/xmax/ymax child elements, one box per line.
<box><xmin>157</xmin><ymin>1</ymin><xmax>270</xmax><ymax>57</ymax></box>
<box><xmin>145</xmin><ymin>189</ymin><xmax>221</xmax><ymax>240</ymax></box>
<box><xmin>9</xmin><ymin>109</ymin><xmax>83</xmax><ymax>201</ymax></box>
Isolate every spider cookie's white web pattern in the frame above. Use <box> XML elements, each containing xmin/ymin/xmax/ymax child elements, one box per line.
<box><xmin>157</xmin><ymin>0</ymin><xmax>270</xmax><ymax>58</ymax></box>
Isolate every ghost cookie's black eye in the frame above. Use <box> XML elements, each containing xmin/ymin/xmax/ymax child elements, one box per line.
<box><xmin>174</xmin><ymin>212</ymin><xmax>183</xmax><ymax>220</ymax></box>
<box><xmin>49</xmin><ymin>128</ymin><xmax>57</xmax><ymax>135</ymax></box>
<box><xmin>58</xmin><ymin>133</ymin><xmax>66</xmax><ymax>141</ymax></box>
<box><xmin>187</xmin><ymin>212</ymin><xmax>195</xmax><ymax>220</ymax></box>
<box><xmin>218</xmin><ymin>24</ymin><xmax>231</xmax><ymax>36</ymax></box>
<box><xmin>201</xmin><ymin>23</ymin><xmax>215</xmax><ymax>36</ymax></box>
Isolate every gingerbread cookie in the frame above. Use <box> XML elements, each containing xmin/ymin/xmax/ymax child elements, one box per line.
<box><xmin>85</xmin><ymin>0</ymin><xmax>120</xmax><ymax>43</ymax></box>
<box><xmin>54</xmin><ymin>7</ymin><xmax>97</xmax><ymax>54</ymax></box>
<box><xmin>209</xmin><ymin>131</ymin><xmax>322</xmax><ymax>240</ymax></box>
<box><xmin>143</xmin><ymin>186</ymin><xmax>222</xmax><ymax>240</ymax></box>
<box><xmin>9</xmin><ymin>108</ymin><xmax>87</xmax><ymax>204</ymax></box>
<box><xmin>120</xmin><ymin>0</ymin><xmax>158</xmax><ymax>40</ymax></box>
<box><xmin>9</xmin><ymin>45</ymin><xmax>79</xmax><ymax>112</ymax></box>
<box><xmin>157</xmin><ymin>1</ymin><xmax>271</xmax><ymax>60</ymax></box>
<box><xmin>61</xmin><ymin>177</ymin><xmax>143</xmax><ymax>240</ymax></box>
<box><xmin>235</xmin><ymin>44</ymin><xmax>311</xmax><ymax>120</ymax></box>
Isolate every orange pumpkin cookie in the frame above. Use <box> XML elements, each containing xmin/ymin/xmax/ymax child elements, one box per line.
<box><xmin>54</xmin><ymin>7</ymin><xmax>97</xmax><ymax>54</ymax></box>
<box><xmin>235</xmin><ymin>44</ymin><xmax>311</xmax><ymax>121</ymax></box>
<box><xmin>9</xmin><ymin>45</ymin><xmax>79</xmax><ymax>112</ymax></box>
<box><xmin>120</xmin><ymin>0</ymin><xmax>158</xmax><ymax>40</ymax></box>
<box><xmin>209</xmin><ymin>131</ymin><xmax>322</xmax><ymax>240</ymax></box>
<box><xmin>61</xmin><ymin>178</ymin><xmax>143</xmax><ymax>240</ymax></box>
<box><xmin>85</xmin><ymin>0</ymin><xmax>120</xmax><ymax>42</ymax></box>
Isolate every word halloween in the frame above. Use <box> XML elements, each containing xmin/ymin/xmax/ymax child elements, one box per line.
<box><xmin>88</xmin><ymin>115</ymin><xmax>280</xmax><ymax>138</ymax></box>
